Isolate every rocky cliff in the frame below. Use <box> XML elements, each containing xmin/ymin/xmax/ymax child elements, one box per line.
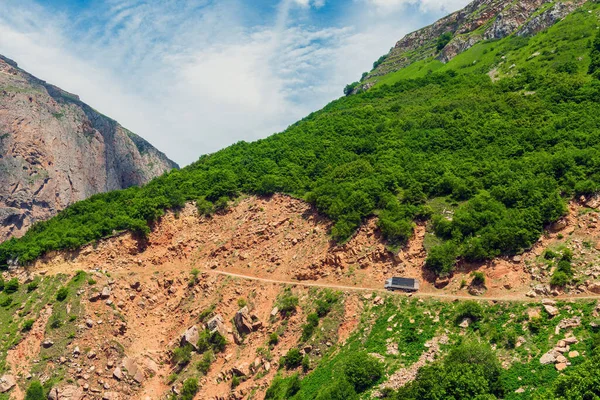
<box><xmin>0</xmin><ymin>55</ymin><xmax>178</xmax><ymax>241</ymax></box>
<box><xmin>361</xmin><ymin>0</ymin><xmax>587</xmax><ymax>86</ymax></box>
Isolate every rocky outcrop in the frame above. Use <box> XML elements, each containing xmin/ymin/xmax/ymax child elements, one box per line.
<box><xmin>0</xmin><ymin>55</ymin><xmax>178</xmax><ymax>241</ymax></box>
<box><xmin>361</xmin><ymin>0</ymin><xmax>588</xmax><ymax>86</ymax></box>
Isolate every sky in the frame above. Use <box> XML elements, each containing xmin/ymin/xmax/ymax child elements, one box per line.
<box><xmin>0</xmin><ymin>0</ymin><xmax>470</xmax><ymax>166</ymax></box>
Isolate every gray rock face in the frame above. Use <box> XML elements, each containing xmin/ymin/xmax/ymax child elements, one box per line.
<box><xmin>362</xmin><ymin>0</ymin><xmax>588</xmax><ymax>86</ymax></box>
<box><xmin>0</xmin><ymin>55</ymin><xmax>178</xmax><ymax>242</ymax></box>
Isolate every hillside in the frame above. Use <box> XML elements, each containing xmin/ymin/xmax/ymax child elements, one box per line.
<box><xmin>0</xmin><ymin>55</ymin><xmax>178</xmax><ymax>242</ymax></box>
<box><xmin>3</xmin><ymin>0</ymin><xmax>600</xmax><ymax>399</ymax></box>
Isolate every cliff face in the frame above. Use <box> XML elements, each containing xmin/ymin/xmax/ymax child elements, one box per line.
<box><xmin>0</xmin><ymin>55</ymin><xmax>178</xmax><ymax>241</ymax></box>
<box><xmin>362</xmin><ymin>0</ymin><xmax>587</xmax><ymax>85</ymax></box>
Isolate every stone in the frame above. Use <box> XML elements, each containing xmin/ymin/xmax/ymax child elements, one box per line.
<box><xmin>264</xmin><ymin>362</ymin><xmax>271</xmax><ymax>372</ymax></box>
<box><xmin>540</xmin><ymin>352</ymin><xmax>556</xmax><ymax>365</ymax></box>
<box><xmin>207</xmin><ymin>314</ymin><xmax>227</xmax><ymax>338</ymax></box>
<box><xmin>544</xmin><ymin>305</ymin><xmax>559</xmax><ymax>317</ymax></box>
<box><xmin>232</xmin><ymin>362</ymin><xmax>250</xmax><ymax>377</ymax></box>
<box><xmin>556</xmin><ymin>354</ymin><xmax>568</xmax><ymax>363</ymax></box>
<box><xmin>459</xmin><ymin>318</ymin><xmax>470</xmax><ymax>328</ymax></box>
<box><xmin>555</xmin><ymin>363</ymin><xmax>567</xmax><ymax>371</ymax></box>
<box><xmin>588</xmin><ymin>282</ymin><xmax>600</xmax><ymax>294</ymax></box>
<box><xmin>563</xmin><ymin>337</ymin><xmax>579</xmax><ymax>345</ymax></box>
<box><xmin>42</xmin><ymin>339</ymin><xmax>54</xmax><ymax>348</ymax></box>
<box><xmin>541</xmin><ymin>299</ymin><xmax>556</xmax><ymax>306</ymax></box>
<box><xmin>0</xmin><ymin>375</ymin><xmax>16</xmax><ymax>393</ymax></box>
<box><xmin>568</xmin><ymin>351</ymin><xmax>580</xmax><ymax>358</ymax></box>
<box><xmin>270</xmin><ymin>307</ymin><xmax>279</xmax><ymax>317</ymax></box>
<box><xmin>100</xmin><ymin>286</ymin><xmax>111</xmax><ymax>299</ymax></box>
<box><xmin>73</xmin><ymin>346</ymin><xmax>81</xmax><ymax>355</ymax></box>
<box><xmin>373</xmin><ymin>296</ymin><xmax>384</xmax><ymax>306</ymax></box>
<box><xmin>121</xmin><ymin>357</ymin><xmax>139</xmax><ymax>377</ymax></box>
<box><xmin>234</xmin><ymin>307</ymin><xmax>253</xmax><ymax>335</ymax></box>
<box><xmin>48</xmin><ymin>385</ymin><xmax>84</xmax><ymax>400</ymax></box>
<box><xmin>181</xmin><ymin>325</ymin><xmax>200</xmax><ymax>350</ymax></box>
<box><xmin>434</xmin><ymin>276</ymin><xmax>450</xmax><ymax>289</ymax></box>
<box><xmin>133</xmin><ymin>369</ymin><xmax>145</xmax><ymax>384</ymax></box>
<box><xmin>113</xmin><ymin>367</ymin><xmax>123</xmax><ymax>381</ymax></box>
<box><xmin>86</xmin><ymin>319</ymin><xmax>94</xmax><ymax>328</ymax></box>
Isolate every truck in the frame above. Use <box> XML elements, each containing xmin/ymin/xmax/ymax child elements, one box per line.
<box><xmin>384</xmin><ymin>277</ymin><xmax>419</xmax><ymax>292</ymax></box>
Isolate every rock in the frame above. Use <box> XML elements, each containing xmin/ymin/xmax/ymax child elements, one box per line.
<box><xmin>541</xmin><ymin>299</ymin><xmax>556</xmax><ymax>306</ymax></box>
<box><xmin>207</xmin><ymin>314</ymin><xmax>227</xmax><ymax>338</ymax></box>
<box><xmin>130</xmin><ymin>281</ymin><xmax>141</xmax><ymax>290</ymax></box>
<box><xmin>512</xmin><ymin>255</ymin><xmax>522</xmax><ymax>262</ymax></box>
<box><xmin>100</xmin><ymin>286</ymin><xmax>111</xmax><ymax>299</ymax></box>
<box><xmin>121</xmin><ymin>357</ymin><xmax>139</xmax><ymax>377</ymax></box>
<box><xmin>48</xmin><ymin>385</ymin><xmax>84</xmax><ymax>400</ymax></box>
<box><xmin>86</xmin><ymin>319</ymin><xmax>94</xmax><ymax>328</ymax></box>
<box><xmin>113</xmin><ymin>367</ymin><xmax>123</xmax><ymax>381</ymax></box>
<box><xmin>264</xmin><ymin>362</ymin><xmax>271</xmax><ymax>372</ymax></box>
<box><xmin>540</xmin><ymin>352</ymin><xmax>556</xmax><ymax>365</ymax></box>
<box><xmin>102</xmin><ymin>392</ymin><xmax>120</xmax><ymax>400</ymax></box>
<box><xmin>568</xmin><ymin>351</ymin><xmax>580</xmax><ymax>358</ymax></box>
<box><xmin>555</xmin><ymin>363</ymin><xmax>567</xmax><ymax>371</ymax></box>
<box><xmin>434</xmin><ymin>276</ymin><xmax>450</xmax><ymax>289</ymax></box>
<box><xmin>556</xmin><ymin>354</ymin><xmax>568</xmax><ymax>363</ymax></box>
<box><xmin>42</xmin><ymin>339</ymin><xmax>54</xmax><ymax>348</ymax></box>
<box><xmin>133</xmin><ymin>369</ymin><xmax>145</xmax><ymax>384</ymax></box>
<box><xmin>234</xmin><ymin>307</ymin><xmax>253</xmax><ymax>335</ymax></box>
<box><xmin>588</xmin><ymin>282</ymin><xmax>600</xmax><ymax>294</ymax></box>
<box><xmin>526</xmin><ymin>290</ymin><xmax>537</xmax><ymax>298</ymax></box>
<box><xmin>563</xmin><ymin>337</ymin><xmax>578</xmax><ymax>345</ymax></box>
<box><xmin>232</xmin><ymin>363</ymin><xmax>250</xmax><ymax>377</ymax></box>
<box><xmin>270</xmin><ymin>307</ymin><xmax>279</xmax><ymax>317</ymax></box>
<box><xmin>89</xmin><ymin>292</ymin><xmax>102</xmax><ymax>302</ymax></box>
<box><xmin>181</xmin><ymin>325</ymin><xmax>200</xmax><ymax>350</ymax></box>
<box><xmin>0</xmin><ymin>375</ymin><xmax>16</xmax><ymax>393</ymax></box>
<box><xmin>73</xmin><ymin>346</ymin><xmax>81</xmax><ymax>355</ymax></box>
<box><xmin>544</xmin><ymin>305</ymin><xmax>559</xmax><ymax>317</ymax></box>
<box><xmin>459</xmin><ymin>318</ymin><xmax>470</xmax><ymax>328</ymax></box>
<box><xmin>88</xmin><ymin>351</ymin><xmax>97</xmax><ymax>359</ymax></box>
<box><xmin>373</xmin><ymin>296</ymin><xmax>384</xmax><ymax>306</ymax></box>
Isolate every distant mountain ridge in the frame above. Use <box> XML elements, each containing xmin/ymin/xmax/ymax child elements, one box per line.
<box><xmin>0</xmin><ymin>55</ymin><xmax>178</xmax><ymax>241</ymax></box>
<box><xmin>358</xmin><ymin>0</ymin><xmax>587</xmax><ymax>90</ymax></box>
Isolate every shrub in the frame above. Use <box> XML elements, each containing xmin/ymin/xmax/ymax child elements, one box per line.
<box><xmin>56</xmin><ymin>287</ymin><xmax>68</xmax><ymax>301</ymax></box>
<box><xmin>5</xmin><ymin>278</ymin><xmax>18</xmax><ymax>294</ymax></box>
<box><xmin>237</xmin><ymin>298</ymin><xmax>247</xmax><ymax>308</ymax></box>
<box><xmin>282</xmin><ymin>348</ymin><xmax>302</xmax><ymax>369</ymax></box>
<box><xmin>455</xmin><ymin>301</ymin><xmax>484</xmax><ymax>324</ymax></box>
<box><xmin>343</xmin><ymin>352</ymin><xmax>384</xmax><ymax>393</ymax></box>
<box><xmin>286</xmin><ymin>374</ymin><xmax>301</xmax><ymax>397</ymax></box>
<box><xmin>22</xmin><ymin>319</ymin><xmax>35</xmax><ymax>331</ymax></box>
<box><xmin>425</xmin><ymin>242</ymin><xmax>458</xmax><ymax>276</ymax></box>
<box><xmin>172</xmin><ymin>344</ymin><xmax>192</xmax><ymax>366</ymax></box>
<box><xmin>471</xmin><ymin>271</ymin><xmax>486</xmax><ymax>286</ymax></box>
<box><xmin>181</xmin><ymin>378</ymin><xmax>199</xmax><ymax>400</ymax></box>
<box><xmin>27</xmin><ymin>281</ymin><xmax>39</xmax><ymax>292</ymax></box>
<box><xmin>198</xmin><ymin>304</ymin><xmax>216</xmax><ymax>323</ymax></box>
<box><xmin>316</xmin><ymin>378</ymin><xmax>358</xmax><ymax>400</ymax></box>
<box><xmin>197</xmin><ymin>351</ymin><xmax>213</xmax><ymax>375</ymax></box>
<box><xmin>25</xmin><ymin>380</ymin><xmax>44</xmax><ymax>400</ymax></box>
<box><xmin>551</xmin><ymin>271</ymin><xmax>570</xmax><ymax>287</ymax></box>
<box><xmin>0</xmin><ymin>277</ymin><xmax>4</xmax><ymax>291</ymax></box>
<box><xmin>301</xmin><ymin>312</ymin><xmax>320</xmax><ymax>342</ymax></box>
<box><xmin>315</xmin><ymin>290</ymin><xmax>340</xmax><ymax>317</ymax></box>
<box><xmin>278</xmin><ymin>290</ymin><xmax>299</xmax><ymax>317</ymax></box>
<box><xmin>49</xmin><ymin>315</ymin><xmax>62</xmax><ymax>329</ymax></box>
<box><xmin>87</xmin><ymin>278</ymin><xmax>96</xmax><ymax>285</ymax></box>
<box><xmin>544</xmin><ymin>249</ymin><xmax>558</xmax><ymax>260</ymax></box>
<box><xmin>197</xmin><ymin>329</ymin><xmax>227</xmax><ymax>354</ymax></box>
<box><xmin>231</xmin><ymin>376</ymin><xmax>240</xmax><ymax>388</ymax></box>
<box><xmin>269</xmin><ymin>332</ymin><xmax>279</xmax><ymax>346</ymax></box>
<box><xmin>196</xmin><ymin>197</ymin><xmax>215</xmax><ymax>217</ymax></box>
<box><xmin>0</xmin><ymin>296</ymin><xmax>12</xmax><ymax>307</ymax></box>
<box><xmin>528</xmin><ymin>317</ymin><xmax>543</xmax><ymax>334</ymax></box>
<box><xmin>302</xmin><ymin>355</ymin><xmax>310</xmax><ymax>372</ymax></box>
<box><xmin>436</xmin><ymin>32</ymin><xmax>453</xmax><ymax>51</ymax></box>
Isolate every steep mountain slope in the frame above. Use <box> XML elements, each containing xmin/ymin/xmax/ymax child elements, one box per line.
<box><xmin>356</xmin><ymin>0</ymin><xmax>587</xmax><ymax>91</ymax></box>
<box><xmin>0</xmin><ymin>55</ymin><xmax>178</xmax><ymax>242</ymax></box>
<box><xmin>3</xmin><ymin>0</ymin><xmax>600</xmax><ymax>398</ymax></box>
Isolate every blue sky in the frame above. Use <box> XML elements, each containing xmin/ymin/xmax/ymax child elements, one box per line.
<box><xmin>0</xmin><ymin>0</ymin><xmax>470</xmax><ymax>166</ymax></box>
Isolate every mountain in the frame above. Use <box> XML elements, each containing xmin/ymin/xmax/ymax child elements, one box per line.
<box><xmin>0</xmin><ymin>55</ymin><xmax>178</xmax><ymax>242</ymax></box>
<box><xmin>3</xmin><ymin>0</ymin><xmax>600</xmax><ymax>399</ymax></box>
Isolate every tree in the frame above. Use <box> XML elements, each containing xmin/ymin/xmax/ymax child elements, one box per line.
<box><xmin>316</xmin><ymin>378</ymin><xmax>358</xmax><ymax>400</ymax></box>
<box><xmin>436</xmin><ymin>32</ymin><xmax>453</xmax><ymax>51</ymax></box>
<box><xmin>181</xmin><ymin>378</ymin><xmax>199</xmax><ymax>400</ymax></box>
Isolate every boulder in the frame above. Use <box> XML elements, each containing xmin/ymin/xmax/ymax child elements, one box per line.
<box><xmin>270</xmin><ymin>307</ymin><xmax>279</xmax><ymax>317</ymax></box>
<box><xmin>555</xmin><ymin>363</ymin><xmax>567</xmax><ymax>371</ymax></box>
<box><xmin>459</xmin><ymin>318</ymin><xmax>471</xmax><ymax>329</ymax></box>
<box><xmin>540</xmin><ymin>352</ymin><xmax>556</xmax><ymax>365</ymax></box>
<box><xmin>434</xmin><ymin>276</ymin><xmax>450</xmax><ymax>289</ymax></box>
<box><xmin>373</xmin><ymin>296</ymin><xmax>384</xmax><ymax>306</ymax></box>
<box><xmin>121</xmin><ymin>357</ymin><xmax>140</xmax><ymax>377</ymax></box>
<box><xmin>100</xmin><ymin>287</ymin><xmax>111</xmax><ymax>299</ymax></box>
<box><xmin>232</xmin><ymin>363</ymin><xmax>250</xmax><ymax>377</ymax></box>
<box><xmin>544</xmin><ymin>304</ymin><xmax>559</xmax><ymax>317</ymax></box>
<box><xmin>234</xmin><ymin>307</ymin><xmax>253</xmax><ymax>335</ymax></box>
<box><xmin>48</xmin><ymin>385</ymin><xmax>84</xmax><ymax>400</ymax></box>
<box><xmin>42</xmin><ymin>339</ymin><xmax>54</xmax><ymax>348</ymax></box>
<box><xmin>568</xmin><ymin>351</ymin><xmax>580</xmax><ymax>358</ymax></box>
<box><xmin>113</xmin><ymin>367</ymin><xmax>123</xmax><ymax>381</ymax></box>
<box><xmin>207</xmin><ymin>314</ymin><xmax>227</xmax><ymax>338</ymax></box>
<box><xmin>0</xmin><ymin>375</ymin><xmax>16</xmax><ymax>393</ymax></box>
<box><xmin>180</xmin><ymin>325</ymin><xmax>200</xmax><ymax>350</ymax></box>
<box><xmin>588</xmin><ymin>282</ymin><xmax>600</xmax><ymax>294</ymax></box>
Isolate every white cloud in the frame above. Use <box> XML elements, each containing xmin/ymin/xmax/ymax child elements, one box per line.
<box><xmin>0</xmin><ymin>0</ymin><xmax>468</xmax><ymax>166</ymax></box>
<box><xmin>365</xmin><ymin>0</ymin><xmax>469</xmax><ymax>13</ymax></box>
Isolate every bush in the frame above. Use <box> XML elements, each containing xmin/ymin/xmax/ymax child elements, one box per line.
<box><xmin>237</xmin><ymin>298</ymin><xmax>247</xmax><ymax>308</ymax></box>
<box><xmin>455</xmin><ymin>301</ymin><xmax>484</xmax><ymax>324</ymax></box>
<box><xmin>49</xmin><ymin>315</ymin><xmax>62</xmax><ymax>329</ymax></box>
<box><xmin>471</xmin><ymin>271</ymin><xmax>485</xmax><ymax>286</ymax></box>
<box><xmin>231</xmin><ymin>376</ymin><xmax>240</xmax><ymax>388</ymax></box>
<box><xmin>27</xmin><ymin>281</ymin><xmax>39</xmax><ymax>292</ymax></box>
<box><xmin>301</xmin><ymin>312</ymin><xmax>320</xmax><ymax>342</ymax></box>
<box><xmin>197</xmin><ymin>351</ymin><xmax>213</xmax><ymax>375</ymax></box>
<box><xmin>425</xmin><ymin>242</ymin><xmax>458</xmax><ymax>276</ymax></box>
<box><xmin>0</xmin><ymin>296</ymin><xmax>12</xmax><ymax>307</ymax></box>
<box><xmin>22</xmin><ymin>319</ymin><xmax>35</xmax><ymax>331</ymax></box>
<box><xmin>25</xmin><ymin>380</ymin><xmax>44</xmax><ymax>400</ymax></box>
<box><xmin>278</xmin><ymin>289</ymin><xmax>299</xmax><ymax>317</ymax></box>
<box><xmin>181</xmin><ymin>378</ymin><xmax>199</xmax><ymax>400</ymax></box>
<box><xmin>302</xmin><ymin>355</ymin><xmax>310</xmax><ymax>372</ymax></box>
<box><xmin>286</xmin><ymin>374</ymin><xmax>301</xmax><ymax>397</ymax></box>
<box><xmin>316</xmin><ymin>378</ymin><xmax>358</xmax><ymax>400</ymax></box>
<box><xmin>5</xmin><ymin>278</ymin><xmax>18</xmax><ymax>294</ymax></box>
<box><xmin>87</xmin><ymin>278</ymin><xmax>96</xmax><ymax>285</ymax></box>
<box><xmin>315</xmin><ymin>290</ymin><xmax>340</xmax><ymax>317</ymax></box>
<box><xmin>56</xmin><ymin>287</ymin><xmax>68</xmax><ymax>301</ymax></box>
<box><xmin>172</xmin><ymin>344</ymin><xmax>193</xmax><ymax>366</ymax></box>
<box><xmin>436</xmin><ymin>32</ymin><xmax>453</xmax><ymax>51</ymax></box>
<box><xmin>343</xmin><ymin>352</ymin><xmax>384</xmax><ymax>393</ymax></box>
<box><xmin>551</xmin><ymin>271</ymin><xmax>570</xmax><ymax>287</ymax></box>
<box><xmin>196</xmin><ymin>197</ymin><xmax>215</xmax><ymax>217</ymax></box>
<box><xmin>197</xmin><ymin>329</ymin><xmax>227</xmax><ymax>353</ymax></box>
<box><xmin>269</xmin><ymin>332</ymin><xmax>279</xmax><ymax>346</ymax></box>
<box><xmin>282</xmin><ymin>348</ymin><xmax>303</xmax><ymax>369</ymax></box>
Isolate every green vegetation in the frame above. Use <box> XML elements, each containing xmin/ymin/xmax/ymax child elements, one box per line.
<box><xmin>282</xmin><ymin>348</ymin><xmax>303</xmax><ymax>369</ymax></box>
<box><xmin>25</xmin><ymin>380</ymin><xmax>44</xmax><ymax>400</ymax></box>
<box><xmin>196</xmin><ymin>329</ymin><xmax>227</xmax><ymax>353</ymax></box>
<box><xmin>55</xmin><ymin>287</ymin><xmax>68</xmax><ymax>301</ymax></box>
<box><xmin>276</xmin><ymin>288</ymin><xmax>299</xmax><ymax>317</ymax></box>
<box><xmin>181</xmin><ymin>378</ymin><xmax>199</xmax><ymax>400</ymax></box>
<box><xmin>436</xmin><ymin>32</ymin><xmax>453</xmax><ymax>51</ymax></box>
<box><xmin>3</xmin><ymin>4</ymin><xmax>600</xmax><ymax>277</ymax></box>
<box><xmin>5</xmin><ymin>278</ymin><xmax>18</xmax><ymax>294</ymax></box>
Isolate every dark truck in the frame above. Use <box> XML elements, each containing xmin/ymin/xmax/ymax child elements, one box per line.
<box><xmin>384</xmin><ymin>277</ymin><xmax>419</xmax><ymax>292</ymax></box>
